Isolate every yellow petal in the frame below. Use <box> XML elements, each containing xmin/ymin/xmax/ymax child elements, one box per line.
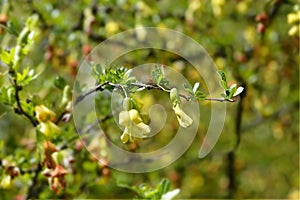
<box><xmin>35</xmin><ymin>105</ymin><xmax>56</xmax><ymax>122</ymax></box>
<box><xmin>129</xmin><ymin>109</ymin><xmax>142</xmax><ymax>124</ymax></box>
<box><xmin>120</xmin><ymin>133</ymin><xmax>129</xmax><ymax>143</ymax></box>
<box><xmin>49</xmin><ymin>121</ymin><xmax>61</xmax><ymax>135</ymax></box>
<box><xmin>39</xmin><ymin>121</ymin><xmax>60</xmax><ymax>137</ymax></box>
<box><xmin>136</xmin><ymin>122</ymin><xmax>151</xmax><ymax>135</ymax></box>
<box><xmin>119</xmin><ymin>111</ymin><xmax>131</xmax><ymax>126</ymax></box>
<box><xmin>288</xmin><ymin>25</ymin><xmax>299</xmax><ymax>36</ymax></box>
<box><xmin>287</xmin><ymin>13</ymin><xmax>299</xmax><ymax>24</ymax></box>
<box><xmin>129</xmin><ymin>126</ymin><xmax>144</xmax><ymax>138</ymax></box>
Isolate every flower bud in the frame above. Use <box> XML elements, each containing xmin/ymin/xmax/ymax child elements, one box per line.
<box><xmin>61</xmin><ymin>85</ymin><xmax>71</xmax><ymax>108</ymax></box>
<box><xmin>173</xmin><ymin>104</ymin><xmax>193</xmax><ymax>128</ymax></box>
<box><xmin>123</xmin><ymin>97</ymin><xmax>131</xmax><ymax>111</ymax></box>
<box><xmin>105</xmin><ymin>21</ymin><xmax>119</xmax><ymax>36</ymax></box>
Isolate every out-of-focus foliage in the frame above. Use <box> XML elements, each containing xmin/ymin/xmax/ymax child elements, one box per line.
<box><xmin>0</xmin><ymin>0</ymin><xmax>299</xmax><ymax>199</ymax></box>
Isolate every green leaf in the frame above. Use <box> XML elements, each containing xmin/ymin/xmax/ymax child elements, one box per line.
<box><xmin>54</xmin><ymin>76</ymin><xmax>67</xmax><ymax>90</ymax></box>
<box><xmin>0</xmin><ymin>87</ymin><xmax>15</xmax><ymax>106</ymax></box>
<box><xmin>20</xmin><ymin>101</ymin><xmax>35</xmax><ymax>117</ymax></box>
<box><xmin>217</xmin><ymin>70</ymin><xmax>228</xmax><ymax>91</ymax></box>
<box><xmin>0</xmin><ymin>49</ymin><xmax>13</xmax><ymax>66</ymax></box>
<box><xmin>195</xmin><ymin>91</ymin><xmax>206</xmax><ymax>100</ymax></box>
<box><xmin>183</xmin><ymin>83</ymin><xmax>193</xmax><ymax>94</ymax></box>
<box><xmin>217</xmin><ymin>70</ymin><xmax>227</xmax><ymax>82</ymax></box>
<box><xmin>16</xmin><ymin>67</ymin><xmax>36</xmax><ymax>86</ymax></box>
<box><xmin>152</xmin><ymin>65</ymin><xmax>169</xmax><ymax>86</ymax></box>
<box><xmin>227</xmin><ymin>84</ymin><xmax>237</xmax><ymax>99</ymax></box>
<box><xmin>220</xmin><ymin>80</ymin><xmax>228</xmax><ymax>90</ymax></box>
<box><xmin>36</xmin><ymin>129</ymin><xmax>46</xmax><ymax>161</ymax></box>
<box><xmin>0</xmin><ymin>21</ymin><xmax>19</xmax><ymax>36</ymax></box>
<box><xmin>117</xmin><ymin>181</ymin><xmax>140</xmax><ymax>193</ymax></box>
<box><xmin>158</xmin><ymin>178</ymin><xmax>170</xmax><ymax>196</ymax></box>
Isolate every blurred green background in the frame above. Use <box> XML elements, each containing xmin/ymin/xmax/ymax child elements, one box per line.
<box><xmin>0</xmin><ymin>0</ymin><xmax>299</xmax><ymax>199</ymax></box>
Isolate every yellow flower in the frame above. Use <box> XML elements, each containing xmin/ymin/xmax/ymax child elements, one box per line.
<box><xmin>35</xmin><ymin>105</ymin><xmax>56</xmax><ymax>122</ymax></box>
<box><xmin>119</xmin><ymin>109</ymin><xmax>151</xmax><ymax>143</ymax></box>
<box><xmin>287</xmin><ymin>12</ymin><xmax>300</xmax><ymax>24</ymax></box>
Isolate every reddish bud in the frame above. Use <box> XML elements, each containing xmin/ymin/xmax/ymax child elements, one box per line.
<box><xmin>257</xmin><ymin>23</ymin><xmax>266</xmax><ymax>33</ymax></box>
<box><xmin>6</xmin><ymin>166</ymin><xmax>20</xmax><ymax>178</ymax></box>
<box><xmin>0</xmin><ymin>13</ymin><xmax>7</xmax><ymax>25</ymax></box>
<box><xmin>44</xmin><ymin>51</ymin><xmax>53</xmax><ymax>62</ymax></box>
<box><xmin>10</xmin><ymin>167</ymin><xmax>20</xmax><ymax>178</ymax></box>
<box><xmin>255</xmin><ymin>12</ymin><xmax>268</xmax><ymax>22</ymax></box>
<box><xmin>102</xmin><ymin>167</ymin><xmax>110</xmax><ymax>178</ymax></box>
<box><xmin>75</xmin><ymin>140</ymin><xmax>84</xmax><ymax>152</ymax></box>
<box><xmin>68</xmin><ymin>59</ymin><xmax>78</xmax><ymax>68</ymax></box>
<box><xmin>82</xmin><ymin>45</ymin><xmax>92</xmax><ymax>56</ymax></box>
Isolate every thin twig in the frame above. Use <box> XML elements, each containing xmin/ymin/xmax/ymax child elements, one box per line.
<box><xmin>75</xmin><ymin>81</ymin><xmax>235</xmax><ymax>105</ymax></box>
<box><xmin>75</xmin><ymin>81</ymin><xmax>109</xmax><ymax>105</ymax></box>
<box><xmin>204</xmin><ymin>97</ymin><xmax>235</xmax><ymax>102</ymax></box>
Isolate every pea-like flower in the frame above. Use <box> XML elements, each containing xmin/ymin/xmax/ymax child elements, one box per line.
<box><xmin>119</xmin><ymin>98</ymin><xmax>151</xmax><ymax>143</ymax></box>
<box><xmin>35</xmin><ymin>105</ymin><xmax>60</xmax><ymax>137</ymax></box>
<box><xmin>35</xmin><ymin>105</ymin><xmax>56</xmax><ymax>122</ymax></box>
<box><xmin>170</xmin><ymin>88</ymin><xmax>193</xmax><ymax>128</ymax></box>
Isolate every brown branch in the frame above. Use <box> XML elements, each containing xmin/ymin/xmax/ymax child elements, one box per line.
<box><xmin>226</xmin><ymin>82</ymin><xmax>246</xmax><ymax>198</ymax></box>
<box><xmin>26</xmin><ymin>163</ymin><xmax>43</xmax><ymax>200</ymax></box>
<box><xmin>12</xmin><ymin>74</ymin><xmax>38</xmax><ymax>126</ymax></box>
